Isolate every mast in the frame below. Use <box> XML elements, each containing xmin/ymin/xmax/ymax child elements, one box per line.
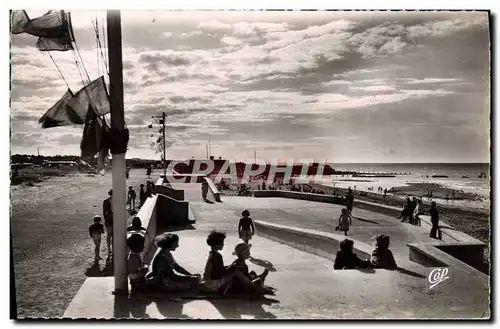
<box><xmin>107</xmin><ymin>10</ymin><xmax>127</xmax><ymax>294</ymax></box>
<box><xmin>208</xmin><ymin>135</ymin><xmax>211</xmax><ymax>158</ymax></box>
<box><xmin>162</xmin><ymin>111</ymin><xmax>166</xmax><ymax>178</ymax></box>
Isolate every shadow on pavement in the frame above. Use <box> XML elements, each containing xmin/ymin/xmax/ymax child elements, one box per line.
<box><xmin>208</xmin><ymin>297</ymin><xmax>279</xmax><ymax>319</ymax></box>
<box><xmin>356</xmin><ymin>267</ymin><xmax>376</xmax><ymax>274</ymax></box>
<box><xmin>113</xmin><ymin>293</ymin><xmax>279</xmax><ymax>319</ymax></box>
<box><xmin>396</xmin><ymin>267</ymin><xmax>426</xmax><ymax>278</ymax></box>
<box><xmin>84</xmin><ymin>256</ymin><xmax>113</xmax><ymax>277</ymax></box>
<box><xmin>353</xmin><ymin>216</ymin><xmax>381</xmax><ymax>225</ymax></box>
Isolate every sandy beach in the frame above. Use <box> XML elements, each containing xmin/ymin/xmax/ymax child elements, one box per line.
<box><xmin>10</xmin><ymin>170</ymin><xmax>152</xmax><ymax>318</ymax></box>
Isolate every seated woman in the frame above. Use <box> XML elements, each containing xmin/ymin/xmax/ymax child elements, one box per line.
<box><xmin>200</xmin><ymin>231</ymin><xmax>235</xmax><ymax>294</ymax></box>
<box><xmin>224</xmin><ymin>243</ymin><xmax>275</xmax><ymax>296</ymax></box>
<box><xmin>398</xmin><ymin>198</ymin><xmax>411</xmax><ymax>222</ymax></box>
<box><xmin>127</xmin><ymin>232</ymin><xmax>149</xmax><ymax>293</ymax></box>
<box><xmin>334</xmin><ymin>239</ymin><xmax>371</xmax><ymax>270</ymax></box>
<box><xmin>370</xmin><ymin>234</ymin><xmax>397</xmax><ymax>270</ymax></box>
<box><xmin>145</xmin><ymin>233</ymin><xmax>201</xmax><ymax>292</ymax></box>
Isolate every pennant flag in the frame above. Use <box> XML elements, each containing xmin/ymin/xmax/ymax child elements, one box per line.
<box><xmin>36</xmin><ymin>34</ymin><xmax>74</xmax><ymax>52</ymax></box>
<box><xmin>80</xmin><ymin>104</ymin><xmax>110</xmax><ymax>162</ymax></box>
<box><xmin>38</xmin><ymin>89</ymin><xmax>86</xmax><ymax>128</ymax></box>
<box><xmin>11</xmin><ymin>10</ymin><xmax>74</xmax><ymax>51</ymax></box>
<box><xmin>67</xmin><ymin>76</ymin><xmax>110</xmax><ymax>117</ymax></box>
<box><xmin>10</xmin><ymin>10</ymin><xmax>30</xmax><ymax>34</ymax></box>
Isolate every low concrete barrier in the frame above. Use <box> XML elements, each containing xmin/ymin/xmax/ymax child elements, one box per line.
<box><xmin>252</xmin><ymin>190</ymin><xmax>487</xmax><ymax>273</ymax></box>
<box><xmin>155</xmin><ymin>193</ymin><xmax>193</xmax><ymax>229</ymax></box>
<box><xmin>204</xmin><ymin>177</ymin><xmax>221</xmax><ymax>202</ymax></box>
<box><xmin>254</xmin><ymin>220</ymin><xmax>373</xmax><ymax>262</ymax></box>
<box><xmin>155</xmin><ymin>184</ymin><xmax>184</xmax><ymax>201</ymax></box>
<box><xmin>129</xmin><ymin>194</ymin><xmax>158</xmax><ymax>261</ymax></box>
<box><xmin>253</xmin><ymin>190</ymin><xmax>344</xmax><ymax>205</ymax></box>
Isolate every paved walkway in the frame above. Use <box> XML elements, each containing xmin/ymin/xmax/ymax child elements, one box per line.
<box><xmin>64</xmin><ymin>231</ymin><xmax>488</xmax><ymax>319</ymax></box>
<box><xmin>63</xmin><ymin>183</ymin><xmax>489</xmax><ymax>319</ymax></box>
<box><xmin>173</xmin><ymin>183</ymin><xmax>439</xmax><ymax>261</ymax></box>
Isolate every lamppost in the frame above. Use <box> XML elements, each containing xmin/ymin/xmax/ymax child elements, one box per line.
<box><xmin>148</xmin><ymin>111</ymin><xmax>167</xmax><ymax>180</ymax></box>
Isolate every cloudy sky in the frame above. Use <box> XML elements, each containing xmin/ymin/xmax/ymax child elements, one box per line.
<box><xmin>10</xmin><ymin>10</ymin><xmax>490</xmax><ymax>163</ymax></box>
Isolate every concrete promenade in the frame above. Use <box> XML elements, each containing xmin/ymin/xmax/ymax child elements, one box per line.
<box><xmin>63</xmin><ymin>183</ymin><xmax>489</xmax><ymax>319</ymax></box>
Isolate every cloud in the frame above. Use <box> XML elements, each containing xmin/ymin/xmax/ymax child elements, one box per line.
<box><xmin>9</xmin><ymin>12</ymin><xmax>490</xmax><ymax>162</ymax></box>
<box><xmin>161</xmin><ymin>32</ymin><xmax>173</xmax><ymax>39</ymax></box>
<box><xmin>139</xmin><ymin>50</ymin><xmax>194</xmax><ymax>68</ymax></box>
<box><xmin>322</xmin><ymin>80</ymin><xmax>353</xmax><ymax>86</ymax></box>
<box><xmin>350</xmin><ymin>85</ymin><xmax>396</xmax><ymax>92</ymax></box>
<box><xmin>198</xmin><ymin>20</ymin><xmax>232</xmax><ymax>31</ymax></box>
<box><xmin>221</xmin><ymin>36</ymin><xmax>242</xmax><ymax>46</ymax></box>
<box><xmin>405</xmin><ymin>78</ymin><xmax>462</xmax><ymax>84</ymax></box>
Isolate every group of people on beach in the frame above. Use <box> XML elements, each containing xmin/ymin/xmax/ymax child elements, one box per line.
<box><xmin>334</xmin><ymin>235</ymin><xmax>397</xmax><ymax>270</ymax></box>
<box><xmin>124</xmin><ymin>207</ymin><xmax>274</xmax><ymax>297</ymax></box>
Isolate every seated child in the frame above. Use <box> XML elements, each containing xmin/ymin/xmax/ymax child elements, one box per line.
<box><xmin>334</xmin><ymin>239</ymin><xmax>371</xmax><ymax>270</ymax></box>
<box><xmin>127</xmin><ymin>232</ymin><xmax>149</xmax><ymax>292</ymax></box>
<box><xmin>370</xmin><ymin>234</ymin><xmax>397</xmax><ymax>269</ymax></box>
<box><xmin>225</xmin><ymin>243</ymin><xmax>275</xmax><ymax>296</ymax></box>
<box><xmin>127</xmin><ymin>217</ymin><xmax>147</xmax><ymax>233</ymax></box>
<box><xmin>200</xmin><ymin>231</ymin><xmax>234</xmax><ymax>294</ymax></box>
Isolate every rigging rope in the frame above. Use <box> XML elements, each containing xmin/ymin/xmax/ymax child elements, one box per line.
<box><xmin>91</xmin><ymin>14</ymin><xmax>109</xmax><ymax>75</ymax></box>
<box><xmin>96</xmin><ymin>17</ymin><xmax>100</xmax><ymax>76</ymax></box>
<box><xmin>45</xmin><ymin>50</ymin><xmax>70</xmax><ymax>89</ymax></box>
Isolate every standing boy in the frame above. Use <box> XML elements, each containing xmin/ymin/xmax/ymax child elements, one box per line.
<box><xmin>89</xmin><ymin>215</ymin><xmax>105</xmax><ymax>260</ymax></box>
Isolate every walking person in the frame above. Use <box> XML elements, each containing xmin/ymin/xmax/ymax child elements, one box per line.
<box><xmin>201</xmin><ymin>180</ymin><xmax>209</xmax><ymax>202</ymax></box>
<box><xmin>139</xmin><ymin>184</ymin><xmax>146</xmax><ymax>207</ymax></box>
<box><xmin>89</xmin><ymin>215</ymin><xmax>105</xmax><ymax>260</ymax></box>
<box><xmin>238</xmin><ymin>209</ymin><xmax>255</xmax><ymax>245</ymax></box>
<box><xmin>127</xmin><ymin>186</ymin><xmax>137</xmax><ymax>212</ymax></box>
<box><xmin>336</xmin><ymin>208</ymin><xmax>352</xmax><ymax>236</ymax></box>
<box><xmin>412</xmin><ymin>199</ymin><xmax>423</xmax><ymax>226</ymax></box>
<box><xmin>429</xmin><ymin>202</ymin><xmax>441</xmax><ymax>239</ymax></box>
<box><xmin>345</xmin><ymin>188</ymin><xmax>354</xmax><ymax>216</ymax></box>
<box><xmin>103</xmin><ymin>189</ymin><xmax>114</xmax><ymax>255</ymax></box>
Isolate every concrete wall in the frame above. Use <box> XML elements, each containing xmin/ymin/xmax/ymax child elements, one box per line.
<box><xmin>155</xmin><ymin>193</ymin><xmax>192</xmax><ymax>229</ymax></box>
<box><xmin>254</xmin><ymin>220</ymin><xmax>373</xmax><ymax>262</ymax></box>
<box><xmin>253</xmin><ymin>190</ymin><xmax>344</xmax><ymax>205</ymax></box>
<box><xmin>436</xmin><ymin>244</ymin><xmax>486</xmax><ymax>270</ymax></box>
<box><xmin>155</xmin><ymin>184</ymin><xmax>185</xmax><ymax>201</ymax></box>
<box><xmin>252</xmin><ymin>190</ymin><xmax>487</xmax><ymax>272</ymax></box>
<box><xmin>204</xmin><ymin>177</ymin><xmax>221</xmax><ymax>202</ymax></box>
<box><xmin>129</xmin><ymin>194</ymin><xmax>158</xmax><ymax>261</ymax></box>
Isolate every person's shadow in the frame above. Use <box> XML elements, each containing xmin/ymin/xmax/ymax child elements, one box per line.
<box><xmin>154</xmin><ymin>297</ymin><xmax>193</xmax><ymax>319</ymax></box>
<box><xmin>209</xmin><ymin>297</ymin><xmax>279</xmax><ymax>319</ymax></box>
<box><xmin>352</xmin><ymin>216</ymin><xmax>381</xmax><ymax>225</ymax></box>
<box><xmin>396</xmin><ymin>267</ymin><xmax>426</xmax><ymax>278</ymax></box>
<box><xmin>85</xmin><ymin>255</ymin><xmax>114</xmax><ymax>277</ymax></box>
<box><xmin>84</xmin><ymin>259</ymin><xmax>102</xmax><ymax>277</ymax></box>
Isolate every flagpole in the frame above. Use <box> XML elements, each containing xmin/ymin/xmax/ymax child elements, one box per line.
<box><xmin>162</xmin><ymin>111</ymin><xmax>166</xmax><ymax>179</ymax></box>
<box><xmin>107</xmin><ymin>10</ymin><xmax>128</xmax><ymax>294</ymax></box>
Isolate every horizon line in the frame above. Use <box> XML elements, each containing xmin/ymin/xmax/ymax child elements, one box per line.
<box><xmin>9</xmin><ymin>154</ymin><xmax>490</xmax><ymax>165</ymax></box>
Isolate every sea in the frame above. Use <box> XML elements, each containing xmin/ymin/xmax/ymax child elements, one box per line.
<box><xmin>317</xmin><ymin>163</ymin><xmax>491</xmax><ymax>212</ymax></box>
